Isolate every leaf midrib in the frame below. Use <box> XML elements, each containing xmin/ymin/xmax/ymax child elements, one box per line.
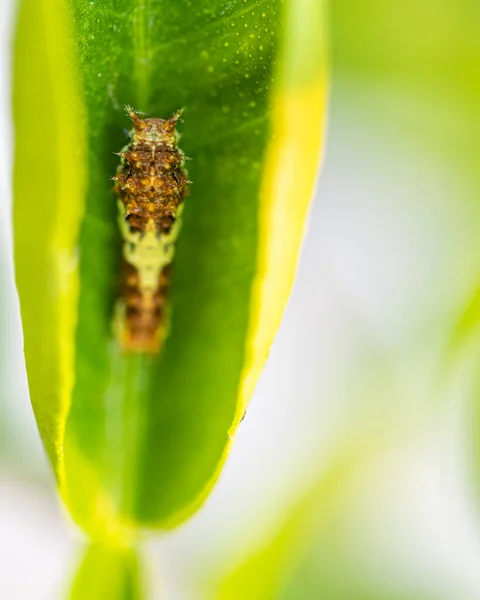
<box><xmin>133</xmin><ymin>0</ymin><xmax>150</xmax><ymax>108</ymax></box>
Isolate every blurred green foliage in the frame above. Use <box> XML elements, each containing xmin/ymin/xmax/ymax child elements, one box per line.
<box><xmin>210</xmin><ymin>2</ymin><xmax>480</xmax><ymax>599</ymax></box>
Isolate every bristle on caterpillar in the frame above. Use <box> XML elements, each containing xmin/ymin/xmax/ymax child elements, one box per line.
<box><xmin>113</xmin><ymin>106</ymin><xmax>189</xmax><ymax>353</ymax></box>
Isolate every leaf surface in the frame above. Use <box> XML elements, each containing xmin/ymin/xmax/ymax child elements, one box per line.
<box><xmin>13</xmin><ymin>0</ymin><xmax>327</xmax><ymax>535</ymax></box>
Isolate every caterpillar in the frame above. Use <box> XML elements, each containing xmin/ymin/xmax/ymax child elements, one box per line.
<box><xmin>113</xmin><ymin>106</ymin><xmax>189</xmax><ymax>353</ymax></box>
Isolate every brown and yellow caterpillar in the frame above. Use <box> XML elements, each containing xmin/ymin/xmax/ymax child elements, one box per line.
<box><xmin>113</xmin><ymin>106</ymin><xmax>189</xmax><ymax>353</ymax></box>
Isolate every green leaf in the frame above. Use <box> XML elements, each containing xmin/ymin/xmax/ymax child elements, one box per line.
<box><xmin>13</xmin><ymin>0</ymin><xmax>327</xmax><ymax>537</ymax></box>
<box><xmin>69</xmin><ymin>543</ymin><xmax>142</xmax><ymax>600</ymax></box>
<box><xmin>215</xmin><ymin>455</ymin><xmax>437</xmax><ymax>600</ymax></box>
<box><xmin>216</xmin><ymin>462</ymin><xmax>351</xmax><ymax>600</ymax></box>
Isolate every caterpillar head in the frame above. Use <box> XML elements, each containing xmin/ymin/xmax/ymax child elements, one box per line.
<box><xmin>125</xmin><ymin>106</ymin><xmax>183</xmax><ymax>148</ymax></box>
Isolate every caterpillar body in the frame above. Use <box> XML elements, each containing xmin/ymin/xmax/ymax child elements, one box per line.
<box><xmin>113</xmin><ymin>106</ymin><xmax>189</xmax><ymax>354</ymax></box>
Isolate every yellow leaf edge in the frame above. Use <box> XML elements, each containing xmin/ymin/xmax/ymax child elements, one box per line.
<box><xmin>13</xmin><ymin>0</ymin><xmax>87</xmax><ymax>494</ymax></box>
<box><xmin>48</xmin><ymin>0</ymin><xmax>87</xmax><ymax>501</ymax></box>
<box><xmin>232</xmin><ymin>81</ymin><xmax>328</xmax><ymax>434</ymax></box>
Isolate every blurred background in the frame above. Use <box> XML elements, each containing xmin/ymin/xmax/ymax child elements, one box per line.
<box><xmin>2</xmin><ymin>0</ymin><xmax>480</xmax><ymax>598</ymax></box>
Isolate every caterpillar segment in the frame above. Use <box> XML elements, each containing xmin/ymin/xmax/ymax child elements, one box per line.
<box><xmin>113</xmin><ymin>107</ymin><xmax>189</xmax><ymax>353</ymax></box>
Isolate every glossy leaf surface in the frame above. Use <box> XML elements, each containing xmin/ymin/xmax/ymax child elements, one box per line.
<box><xmin>13</xmin><ymin>0</ymin><xmax>327</xmax><ymax>535</ymax></box>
